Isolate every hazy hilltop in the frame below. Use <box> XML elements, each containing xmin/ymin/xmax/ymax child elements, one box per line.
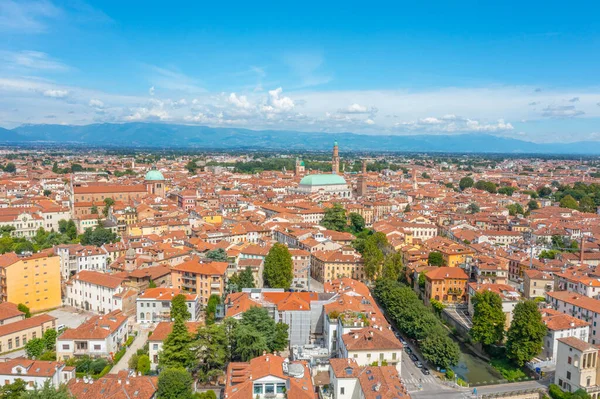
<box><xmin>1</xmin><ymin>122</ymin><xmax>599</xmax><ymax>154</ymax></box>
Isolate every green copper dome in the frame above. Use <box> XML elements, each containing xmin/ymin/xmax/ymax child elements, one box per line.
<box><xmin>300</xmin><ymin>161</ymin><xmax>305</xmax><ymax>166</ymax></box>
<box><xmin>299</xmin><ymin>174</ymin><xmax>347</xmax><ymax>186</ymax></box>
<box><xmin>145</xmin><ymin>169</ymin><xmax>164</xmax><ymax>181</ymax></box>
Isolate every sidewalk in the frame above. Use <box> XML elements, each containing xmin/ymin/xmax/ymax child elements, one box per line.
<box><xmin>110</xmin><ymin>332</ymin><xmax>148</xmax><ymax>374</ymax></box>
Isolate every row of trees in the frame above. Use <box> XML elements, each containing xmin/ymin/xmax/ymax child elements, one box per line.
<box><xmin>373</xmin><ymin>279</ymin><xmax>460</xmax><ymax>368</ymax></box>
<box><xmin>470</xmin><ymin>291</ymin><xmax>547</xmax><ymax>366</ymax></box>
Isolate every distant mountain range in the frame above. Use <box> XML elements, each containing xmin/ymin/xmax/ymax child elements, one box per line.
<box><xmin>0</xmin><ymin>122</ymin><xmax>599</xmax><ymax>154</ymax></box>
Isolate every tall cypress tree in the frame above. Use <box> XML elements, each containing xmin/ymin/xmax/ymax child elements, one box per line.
<box><xmin>159</xmin><ymin>316</ymin><xmax>195</xmax><ymax>370</ymax></box>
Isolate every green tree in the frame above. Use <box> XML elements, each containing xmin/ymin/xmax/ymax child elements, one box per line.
<box><xmin>539</xmin><ymin>249</ymin><xmax>560</xmax><ymax>260</ymax></box>
<box><xmin>470</xmin><ymin>291</ymin><xmax>505</xmax><ymax>345</ymax></box>
<box><xmin>579</xmin><ymin>196</ymin><xmax>596</xmax><ymax>213</ymax></box>
<box><xmin>103</xmin><ymin>198</ymin><xmax>115</xmax><ymax>217</ymax></box>
<box><xmin>79</xmin><ymin>226</ymin><xmax>118</xmax><ymax>246</ymax></box>
<box><xmin>506</xmin><ymin>300</ymin><xmax>547</xmax><ymax>366</ymax></box>
<box><xmin>20</xmin><ymin>380</ymin><xmax>73</xmax><ymax>398</ymax></box>
<box><xmin>507</xmin><ymin>203</ymin><xmax>525</xmax><ymax>216</ymax></box>
<box><xmin>159</xmin><ymin>316</ymin><xmax>195</xmax><ymax>370</ymax></box>
<box><xmin>349</xmin><ymin>212</ymin><xmax>365</xmax><ymax>233</ymax></box>
<box><xmin>239</xmin><ymin>307</ymin><xmax>288</xmax><ymax>353</ymax></box>
<box><xmin>233</xmin><ymin>324</ymin><xmax>268</xmax><ymax>362</ymax></box>
<box><xmin>467</xmin><ymin>203</ymin><xmax>480</xmax><ymax>214</ymax></box>
<box><xmin>321</xmin><ymin>203</ymin><xmax>348</xmax><ymax>232</ymax></box>
<box><xmin>128</xmin><ymin>353</ymin><xmax>140</xmax><ymax>370</ymax></box>
<box><xmin>537</xmin><ymin>186</ymin><xmax>552</xmax><ymax>198</ymax></box>
<box><xmin>361</xmin><ymin>232</ymin><xmax>389</xmax><ymax>280</ymax></box>
<box><xmin>428</xmin><ymin>252</ymin><xmax>444</xmax><ymax>266</ymax></box>
<box><xmin>238</xmin><ymin>267</ymin><xmax>256</xmax><ymax>289</ymax></box>
<box><xmin>459</xmin><ymin>176</ymin><xmax>474</xmax><ymax>191</ymax></box>
<box><xmin>404</xmin><ymin>203</ymin><xmax>411</xmax><ymax>212</ymax></box>
<box><xmin>263</xmin><ymin>243</ymin><xmax>293</xmax><ymax>289</ymax></box>
<box><xmin>381</xmin><ymin>252</ymin><xmax>403</xmax><ymax>281</ymax></box>
<box><xmin>17</xmin><ymin>303</ymin><xmax>31</xmax><ymax>318</ymax></box>
<box><xmin>560</xmin><ymin>195</ymin><xmax>579</xmax><ymax>210</ymax></box>
<box><xmin>25</xmin><ymin>338</ymin><xmax>46</xmax><ymax>359</ymax></box>
<box><xmin>0</xmin><ymin>379</ymin><xmax>27</xmax><ymax>398</ymax></box>
<box><xmin>205</xmin><ymin>248</ymin><xmax>228</xmax><ymax>262</ymax></box>
<box><xmin>418</xmin><ymin>272</ymin><xmax>426</xmax><ymax>290</ymax></box>
<box><xmin>171</xmin><ymin>294</ymin><xmax>191</xmax><ymax>321</ymax></box>
<box><xmin>43</xmin><ymin>189</ymin><xmax>52</xmax><ymax>197</ymax></box>
<box><xmin>195</xmin><ymin>323</ymin><xmax>228</xmax><ymax>383</ymax></box>
<box><xmin>420</xmin><ymin>332</ymin><xmax>460</xmax><ymax>369</ymax></box>
<box><xmin>90</xmin><ymin>205</ymin><xmax>98</xmax><ymax>215</ymax></box>
<box><xmin>137</xmin><ymin>354</ymin><xmax>151</xmax><ymax>375</ymax></box>
<box><xmin>527</xmin><ymin>200</ymin><xmax>539</xmax><ymax>211</ymax></box>
<box><xmin>58</xmin><ymin>220</ymin><xmax>77</xmax><ymax>240</ymax></box>
<box><xmin>205</xmin><ymin>294</ymin><xmax>220</xmax><ymax>325</ymax></box>
<box><xmin>3</xmin><ymin>162</ymin><xmax>16</xmax><ymax>173</ymax></box>
<box><xmin>148</xmin><ymin>279</ymin><xmax>157</xmax><ymax>288</ymax></box>
<box><xmin>43</xmin><ymin>328</ymin><xmax>57</xmax><ymax>350</ymax></box>
<box><xmin>185</xmin><ymin>161</ymin><xmax>197</xmax><ymax>174</ymax></box>
<box><xmin>157</xmin><ymin>368</ymin><xmax>193</xmax><ymax>399</ymax></box>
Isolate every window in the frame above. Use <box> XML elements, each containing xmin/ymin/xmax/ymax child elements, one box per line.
<box><xmin>62</xmin><ymin>344</ymin><xmax>69</xmax><ymax>350</ymax></box>
<box><xmin>341</xmin><ymin>387</ymin><xmax>345</xmax><ymax>395</ymax></box>
<box><xmin>567</xmin><ymin>371</ymin><xmax>571</xmax><ymax>380</ymax></box>
<box><xmin>265</xmin><ymin>384</ymin><xmax>275</xmax><ymax>394</ymax></box>
<box><xmin>253</xmin><ymin>385</ymin><xmax>263</xmax><ymax>395</ymax></box>
<box><xmin>94</xmin><ymin>345</ymin><xmax>101</xmax><ymax>350</ymax></box>
<box><xmin>8</xmin><ymin>340</ymin><xmax>12</xmax><ymax>350</ymax></box>
<box><xmin>276</xmin><ymin>384</ymin><xmax>286</xmax><ymax>394</ymax></box>
<box><xmin>15</xmin><ymin>337</ymin><xmax>19</xmax><ymax>347</ymax></box>
<box><xmin>153</xmin><ymin>344</ymin><xmax>159</xmax><ymax>350</ymax></box>
<box><xmin>568</xmin><ymin>356</ymin><xmax>572</xmax><ymax>364</ymax></box>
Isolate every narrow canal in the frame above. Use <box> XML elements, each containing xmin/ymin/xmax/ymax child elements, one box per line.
<box><xmin>451</xmin><ymin>338</ymin><xmax>502</xmax><ymax>384</ymax></box>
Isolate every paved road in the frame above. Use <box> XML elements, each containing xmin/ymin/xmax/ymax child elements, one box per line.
<box><xmin>110</xmin><ymin>330</ymin><xmax>148</xmax><ymax>374</ymax></box>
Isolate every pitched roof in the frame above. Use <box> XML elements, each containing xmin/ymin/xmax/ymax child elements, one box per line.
<box><xmin>68</xmin><ymin>371</ymin><xmax>158</xmax><ymax>399</ymax></box>
<box><xmin>72</xmin><ymin>270</ymin><xmax>125</xmax><ymax>289</ymax></box>
<box><xmin>0</xmin><ymin>302</ymin><xmax>24</xmax><ymax>321</ymax></box>
<box><xmin>0</xmin><ymin>358</ymin><xmax>63</xmax><ymax>377</ymax></box>
<box><xmin>58</xmin><ymin>310</ymin><xmax>127</xmax><ymax>341</ymax></box>
<box><xmin>0</xmin><ymin>314</ymin><xmax>56</xmax><ymax>337</ymax></box>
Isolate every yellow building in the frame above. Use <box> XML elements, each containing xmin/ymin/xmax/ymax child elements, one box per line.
<box><xmin>0</xmin><ymin>250</ymin><xmax>62</xmax><ymax>313</ymax></box>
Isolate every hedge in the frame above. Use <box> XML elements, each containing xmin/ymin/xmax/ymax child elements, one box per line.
<box><xmin>113</xmin><ymin>347</ymin><xmax>127</xmax><ymax>363</ymax></box>
<box><xmin>125</xmin><ymin>336</ymin><xmax>134</xmax><ymax>347</ymax></box>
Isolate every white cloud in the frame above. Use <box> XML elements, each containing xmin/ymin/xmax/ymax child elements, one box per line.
<box><xmin>0</xmin><ymin>50</ymin><xmax>69</xmax><ymax>72</ymax></box>
<box><xmin>264</xmin><ymin>87</ymin><xmax>294</xmax><ymax>112</ymax></box>
<box><xmin>365</xmin><ymin>119</ymin><xmax>375</xmax><ymax>125</ymax></box>
<box><xmin>148</xmin><ymin>86</ymin><xmax>155</xmax><ymax>96</ymax></box>
<box><xmin>228</xmin><ymin>93</ymin><xmax>251</xmax><ymax>109</ymax></box>
<box><xmin>89</xmin><ymin>98</ymin><xmax>104</xmax><ymax>108</ymax></box>
<box><xmin>0</xmin><ymin>0</ymin><xmax>62</xmax><ymax>33</ymax></box>
<box><xmin>339</xmin><ymin>103</ymin><xmax>368</xmax><ymax>113</ymax></box>
<box><xmin>569</xmin><ymin>97</ymin><xmax>580</xmax><ymax>103</ymax></box>
<box><xmin>42</xmin><ymin>89</ymin><xmax>68</xmax><ymax>98</ymax></box>
<box><xmin>396</xmin><ymin>115</ymin><xmax>514</xmax><ymax>133</ymax></box>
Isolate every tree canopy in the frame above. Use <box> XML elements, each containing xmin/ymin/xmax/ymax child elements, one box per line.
<box><xmin>205</xmin><ymin>248</ymin><xmax>228</xmax><ymax>262</ymax></box>
<box><xmin>157</xmin><ymin>368</ymin><xmax>194</xmax><ymax>399</ymax></box>
<box><xmin>321</xmin><ymin>203</ymin><xmax>348</xmax><ymax>232</ymax></box>
<box><xmin>459</xmin><ymin>176</ymin><xmax>474</xmax><ymax>191</ymax></box>
<box><xmin>506</xmin><ymin>300</ymin><xmax>547</xmax><ymax>366</ymax></box>
<box><xmin>470</xmin><ymin>291</ymin><xmax>505</xmax><ymax>346</ymax></box>
<box><xmin>263</xmin><ymin>243</ymin><xmax>293</xmax><ymax>289</ymax></box>
<box><xmin>428</xmin><ymin>252</ymin><xmax>444</xmax><ymax>266</ymax></box>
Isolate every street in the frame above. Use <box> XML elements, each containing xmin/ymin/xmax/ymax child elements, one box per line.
<box><xmin>110</xmin><ymin>326</ymin><xmax>149</xmax><ymax>374</ymax></box>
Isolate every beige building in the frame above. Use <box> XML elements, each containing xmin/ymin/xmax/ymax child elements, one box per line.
<box><xmin>0</xmin><ymin>314</ymin><xmax>57</xmax><ymax>354</ymax></box>
<box><xmin>311</xmin><ymin>248</ymin><xmax>364</xmax><ymax>283</ymax></box>
<box><xmin>523</xmin><ymin>269</ymin><xmax>554</xmax><ymax>299</ymax></box>
<box><xmin>555</xmin><ymin>337</ymin><xmax>600</xmax><ymax>397</ymax></box>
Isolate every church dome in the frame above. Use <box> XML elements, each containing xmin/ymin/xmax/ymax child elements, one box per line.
<box><xmin>145</xmin><ymin>168</ymin><xmax>164</xmax><ymax>181</ymax></box>
<box><xmin>299</xmin><ymin>174</ymin><xmax>347</xmax><ymax>186</ymax></box>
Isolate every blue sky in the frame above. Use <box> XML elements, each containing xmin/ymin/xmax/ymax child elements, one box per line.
<box><xmin>1</xmin><ymin>0</ymin><xmax>600</xmax><ymax>142</ymax></box>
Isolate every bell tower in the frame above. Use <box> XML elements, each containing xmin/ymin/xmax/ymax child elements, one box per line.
<box><xmin>332</xmin><ymin>142</ymin><xmax>340</xmax><ymax>175</ymax></box>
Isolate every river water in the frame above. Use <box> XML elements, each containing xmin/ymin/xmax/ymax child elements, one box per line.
<box><xmin>451</xmin><ymin>339</ymin><xmax>503</xmax><ymax>384</ymax></box>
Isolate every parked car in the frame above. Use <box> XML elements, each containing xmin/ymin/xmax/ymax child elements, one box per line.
<box><xmin>400</xmin><ymin>338</ymin><xmax>408</xmax><ymax>345</ymax></box>
<box><xmin>409</xmin><ymin>354</ymin><xmax>418</xmax><ymax>362</ymax></box>
<box><xmin>404</xmin><ymin>347</ymin><xmax>412</xmax><ymax>354</ymax></box>
<box><xmin>421</xmin><ymin>367</ymin><xmax>430</xmax><ymax>375</ymax></box>
<box><xmin>415</xmin><ymin>361</ymin><xmax>423</xmax><ymax>368</ymax></box>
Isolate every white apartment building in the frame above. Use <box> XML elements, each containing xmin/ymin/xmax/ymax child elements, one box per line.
<box><xmin>0</xmin><ymin>359</ymin><xmax>75</xmax><ymax>390</ymax></box>
<box><xmin>55</xmin><ymin>244</ymin><xmax>108</xmax><ymax>280</ymax></box>
<box><xmin>541</xmin><ymin>309</ymin><xmax>591</xmax><ymax>363</ymax></box>
<box><xmin>555</xmin><ymin>336</ymin><xmax>600</xmax><ymax>397</ymax></box>
<box><xmin>56</xmin><ymin>310</ymin><xmax>128</xmax><ymax>361</ymax></box>
<box><xmin>65</xmin><ymin>270</ymin><xmax>126</xmax><ymax>314</ymax></box>
<box><xmin>547</xmin><ymin>291</ymin><xmax>600</xmax><ymax>345</ymax></box>
<box><xmin>136</xmin><ymin>288</ymin><xmax>200</xmax><ymax>324</ymax></box>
